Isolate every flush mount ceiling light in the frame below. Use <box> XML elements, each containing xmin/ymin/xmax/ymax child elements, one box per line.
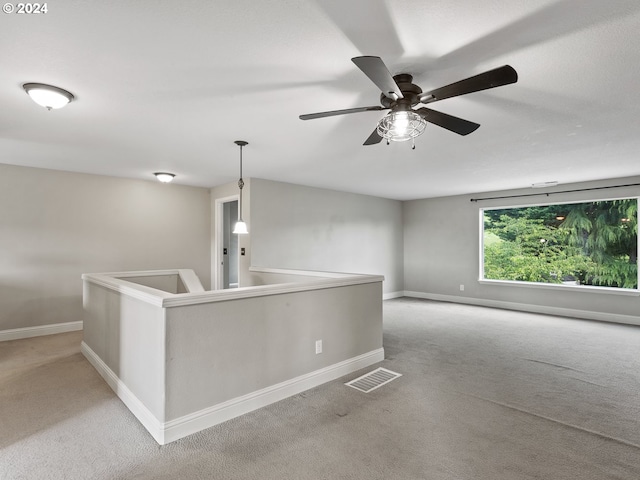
<box><xmin>154</xmin><ymin>172</ymin><xmax>175</xmax><ymax>183</ymax></box>
<box><xmin>233</xmin><ymin>140</ymin><xmax>249</xmax><ymax>235</ymax></box>
<box><xmin>377</xmin><ymin>109</ymin><xmax>427</xmax><ymax>144</ymax></box>
<box><xmin>23</xmin><ymin>83</ymin><xmax>75</xmax><ymax>110</ymax></box>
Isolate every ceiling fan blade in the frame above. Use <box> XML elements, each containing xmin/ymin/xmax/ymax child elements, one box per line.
<box><xmin>416</xmin><ymin>107</ymin><xmax>480</xmax><ymax>136</ymax></box>
<box><xmin>418</xmin><ymin>65</ymin><xmax>517</xmax><ymax>104</ymax></box>
<box><xmin>363</xmin><ymin>128</ymin><xmax>383</xmax><ymax>146</ymax></box>
<box><xmin>299</xmin><ymin>105</ymin><xmax>385</xmax><ymax>120</ymax></box>
<box><xmin>352</xmin><ymin>56</ymin><xmax>403</xmax><ymax>100</ymax></box>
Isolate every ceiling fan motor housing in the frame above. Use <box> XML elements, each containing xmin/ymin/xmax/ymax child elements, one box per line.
<box><xmin>380</xmin><ymin>74</ymin><xmax>423</xmax><ymax>110</ymax></box>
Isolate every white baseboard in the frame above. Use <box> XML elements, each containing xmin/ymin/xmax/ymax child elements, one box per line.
<box><xmin>383</xmin><ymin>291</ymin><xmax>404</xmax><ymax>300</ymax></box>
<box><xmin>0</xmin><ymin>321</ymin><xmax>83</xmax><ymax>342</ymax></box>
<box><xmin>403</xmin><ymin>291</ymin><xmax>640</xmax><ymax>326</ymax></box>
<box><xmin>162</xmin><ymin>347</ymin><xmax>384</xmax><ymax>444</ymax></box>
<box><xmin>81</xmin><ymin>342</ymin><xmax>164</xmax><ymax>444</ymax></box>
<box><xmin>81</xmin><ymin>342</ymin><xmax>384</xmax><ymax>445</ymax></box>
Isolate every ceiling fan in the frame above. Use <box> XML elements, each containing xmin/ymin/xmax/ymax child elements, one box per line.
<box><xmin>299</xmin><ymin>56</ymin><xmax>518</xmax><ymax>146</ymax></box>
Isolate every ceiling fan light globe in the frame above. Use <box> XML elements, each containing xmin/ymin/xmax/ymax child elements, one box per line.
<box><xmin>377</xmin><ymin>111</ymin><xmax>426</xmax><ymax>142</ymax></box>
<box><xmin>392</xmin><ymin>112</ymin><xmax>410</xmax><ymax>136</ymax></box>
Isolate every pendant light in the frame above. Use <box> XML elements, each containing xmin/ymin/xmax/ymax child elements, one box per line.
<box><xmin>232</xmin><ymin>140</ymin><xmax>249</xmax><ymax>235</ymax></box>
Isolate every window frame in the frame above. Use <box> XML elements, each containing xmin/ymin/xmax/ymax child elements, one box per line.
<box><xmin>478</xmin><ymin>196</ymin><xmax>640</xmax><ymax>295</ymax></box>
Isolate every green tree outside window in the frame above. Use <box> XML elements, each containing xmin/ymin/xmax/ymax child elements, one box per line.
<box><xmin>483</xmin><ymin>199</ymin><xmax>638</xmax><ymax>289</ymax></box>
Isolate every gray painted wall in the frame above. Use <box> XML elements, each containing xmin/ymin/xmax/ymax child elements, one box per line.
<box><xmin>0</xmin><ymin>164</ymin><xmax>211</xmax><ymax>331</ymax></box>
<box><xmin>165</xmin><ymin>281</ymin><xmax>382</xmax><ymax>419</ymax></box>
<box><xmin>249</xmin><ymin>178</ymin><xmax>404</xmax><ymax>295</ymax></box>
<box><xmin>120</xmin><ymin>274</ymin><xmax>185</xmax><ymax>294</ymax></box>
<box><xmin>404</xmin><ymin>175</ymin><xmax>640</xmax><ymax>319</ymax></box>
<box><xmin>83</xmin><ymin>281</ymin><xmax>167</xmax><ymax>420</ymax></box>
<box><xmin>4</xmin><ymin>162</ymin><xmax>638</xmax><ymax>334</ymax></box>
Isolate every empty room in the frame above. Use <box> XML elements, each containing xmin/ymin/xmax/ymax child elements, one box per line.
<box><xmin>1</xmin><ymin>1</ymin><xmax>640</xmax><ymax>479</ymax></box>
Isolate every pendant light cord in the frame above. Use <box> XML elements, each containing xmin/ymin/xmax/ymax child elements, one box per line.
<box><xmin>238</xmin><ymin>144</ymin><xmax>244</xmax><ymax>191</ymax></box>
<box><xmin>238</xmin><ymin>144</ymin><xmax>244</xmax><ymax>221</ymax></box>
<box><xmin>240</xmin><ymin>144</ymin><xmax>242</xmax><ymax>177</ymax></box>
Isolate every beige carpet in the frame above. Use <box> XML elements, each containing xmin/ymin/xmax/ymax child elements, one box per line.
<box><xmin>1</xmin><ymin>298</ymin><xmax>639</xmax><ymax>479</ymax></box>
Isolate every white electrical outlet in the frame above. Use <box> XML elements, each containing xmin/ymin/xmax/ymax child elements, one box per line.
<box><xmin>315</xmin><ymin>340</ymin><xmax>322</xmax><ymax>354</ymax></box>
<box><xmin>460</xmin><ymin>284</ymin><xmax>465</xmax><ymax>291</ymax></box>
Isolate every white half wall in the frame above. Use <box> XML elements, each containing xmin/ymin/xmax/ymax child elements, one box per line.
<box><xmin>0</xmin><ymin>164</ymin><xmax>211</xmax><ymax>333</ymax></box>
<box><xmin>249</xmin><ymin>178</ymin><xmax>404</xmax><ymax>295</ymax></box>
<box><xmin>82</xmin><ymin>267</ymin><xmax>384</xmax><ymax>444</ymax></box>
<box><xmin>403</xmin><ymin>175</ymin><xmax>640</xmax><ymax>322</ymax></box>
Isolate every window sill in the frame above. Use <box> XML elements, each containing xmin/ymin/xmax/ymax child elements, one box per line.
<box><xmin>478</xmin><ymin>279</ymin><xmax>640</xmax><ymax>296</ymax></box>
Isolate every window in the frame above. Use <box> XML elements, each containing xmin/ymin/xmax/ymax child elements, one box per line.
<box><xmin>481</xmin><ymin>198</ymin><xmax>638</xmax><ymax>290</ymax></box>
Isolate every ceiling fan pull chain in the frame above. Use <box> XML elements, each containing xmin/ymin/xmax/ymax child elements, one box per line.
<box><xmin>412</xmin><ymin>138</ymin><xmax>416</xmax><ymax>150</ymax></box>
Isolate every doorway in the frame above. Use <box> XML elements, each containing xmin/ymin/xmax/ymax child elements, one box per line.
<box><xmin>215</xmin><ymin>196</ymin><xmax>240</xmax><ymax>289</ymax></box>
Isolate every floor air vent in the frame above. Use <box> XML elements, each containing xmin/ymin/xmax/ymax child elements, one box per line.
<box><xmin>345</xmin><ymin>367</ymin><xmax>402</xmax><ymax>393</ymax></box>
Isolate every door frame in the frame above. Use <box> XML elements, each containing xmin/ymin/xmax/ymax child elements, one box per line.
<box><xmin>214</xmin><ymin>194</ymin><xmax>240</xmax><ymax>290</ymax></box>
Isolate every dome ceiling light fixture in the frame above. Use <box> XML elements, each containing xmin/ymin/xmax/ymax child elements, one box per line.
<box><xmin>154</xmin><ymin>172</ymin><xmax>176</xmax><ymax>183</ymax></box>
<box><xmin>23</xmin><ymin>83</ymin><xmax>75</xmax><ymax>110</ymax></box>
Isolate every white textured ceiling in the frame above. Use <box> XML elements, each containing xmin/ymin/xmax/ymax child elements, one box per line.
<box><xmin>2</xmin><ymin>0</ymin><xmax>640</xmax><ymax>200</ymax></box>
